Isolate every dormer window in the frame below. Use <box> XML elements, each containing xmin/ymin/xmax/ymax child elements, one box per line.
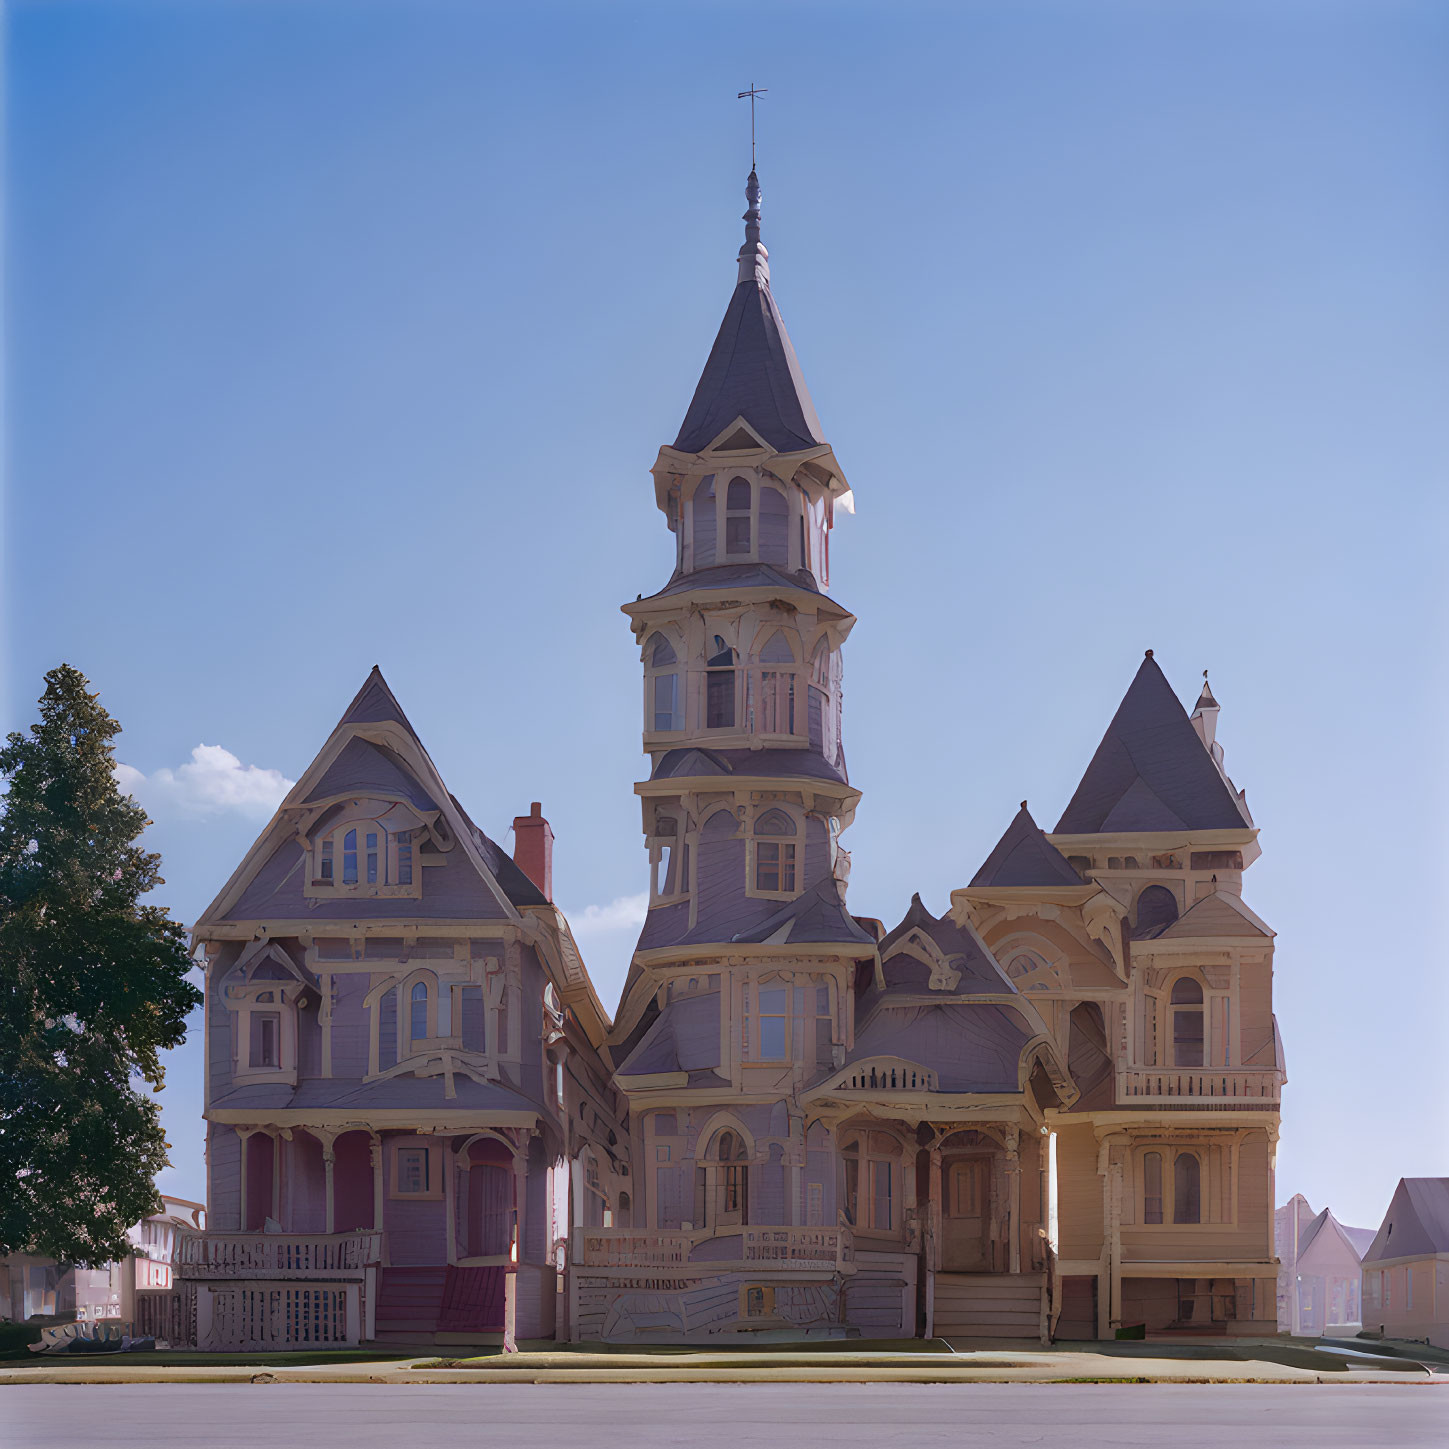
<box><xmin>222</xmin><ymin>949</ymin><xmax>309</xmax><ymax>1086</ymax></box>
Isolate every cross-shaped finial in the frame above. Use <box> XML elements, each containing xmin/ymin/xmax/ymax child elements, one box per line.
<box><xmin>737</xmin><ymin>83</ymin><xmax>768</xmax><ymax>170</ymax></box>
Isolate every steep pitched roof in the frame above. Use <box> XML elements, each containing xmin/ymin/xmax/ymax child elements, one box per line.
<box><xmin>1362</xmin><ymin>1178</ymin><xmax>1449</xmax><ymax>1263</ymax></box>
<box><xmin>1299</xmin><ymin>1208</ymin><xmax>1375</xmax><ymax>1263</ymax></box>
<box><xmin>876</xmin><ymin>895</ymin><xmax>1017</xmax><ymax>997</ymax></box>
<box><xmin>1055</xmin><ymin>653</ymin><xmax>1252</xmax><ymax>834</ymax></box>
<box><xmin>730</xmin><ymin>875</ymin><xmax>877</xmax><ymax>948</ymax></box>
<box><xmin>673</xmin><ymin>172</ymin><xmax>827</xmax><ymax>456</ymax></box>
<box><xmin>1156</xmin><ymin>890</ymin><xmax>1273</xmax><ymax>940</ymax></box>
<box><xmin>972</xmin><ymin>804</ymin><xmax>1084</xmax><ymax>888</ymax></box>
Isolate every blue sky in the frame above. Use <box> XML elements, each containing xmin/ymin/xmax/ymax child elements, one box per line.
<box><xmin>5</xmin><ymin>0</ymin><xmax>1446</xmax><ymax>1231</ymax></box>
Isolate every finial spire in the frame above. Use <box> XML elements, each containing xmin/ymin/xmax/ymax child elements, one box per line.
<box><xmin>737</xmin><ymin>168</ymin><xmax>770</xmax><ymax>286</ymax></box>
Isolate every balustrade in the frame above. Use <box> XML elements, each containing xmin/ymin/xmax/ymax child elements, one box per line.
<box><xmin>177</xmin><ymin>1230</ymin><xmax>382</xmax><ymax>1279</ymax></box>
<box><xmin>1116</xmin><ymin>1068</ymin><xmax>1281</xmax><ymax>1103</ymax></box>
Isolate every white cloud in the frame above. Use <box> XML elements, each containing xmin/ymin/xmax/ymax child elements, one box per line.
<box><xmin>116</xmin><ymin>745</ymin><xmax>295</xmax><ymax>821</ymax></box>
<box><xmin>563</xmin><ymin>890</ymin><xmax>648</xmax><ymax>1012</ymax></box>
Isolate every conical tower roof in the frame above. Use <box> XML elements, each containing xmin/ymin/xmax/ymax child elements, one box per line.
<box><xmin>1055</xmin><ymin>653</ymin><xmax>1252</xmax><ymax>834</ymax></box>
<box><xmin>673</xmin><ymin>171</ymin><xmax>827</xmax><ymax>456</ymax></box>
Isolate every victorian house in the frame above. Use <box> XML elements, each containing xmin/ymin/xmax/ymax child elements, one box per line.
<box><xmin>179</xmin><ymin>169</ymin><xmax>1286</xmax><ymax>1348</ymax></box>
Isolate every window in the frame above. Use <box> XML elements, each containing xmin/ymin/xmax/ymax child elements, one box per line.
<box><xmin>651</xmin><ymin>815</ymin><xmax>681</xmax><ymax>901</ymax></box>
<box><xmin>706</xmin><ymin>637</ymin><xmax>738</xmax><ymax>729</ymax></box>
<box><xmin>843</xmin><ymin>1132</ymin><xmax>901</xmax><ymax>1233</ymax></box>
<box><xmin>397</xmin><ymin>1147</ymin><xmax>429</xmax><ymax>1195</ymax></box>
<box><xmin>410</xmin><ymin>982</ymin><xmax>429</xmax><ymax>1043</ymax></box>
<box><xmin>752</xmin><ymin>631</ymin><xmax>797</xmax><ymax>735</ymax></box>
<box><xmin>697</xmin><ymin>1130</ymin><xmax>750</xmax><ymax>1228</ymax></box>
<box><xmin>1171</xmin><ymin>978</ymin><xmax>1205</xmax><ymax>1068</ymax></box>
<box><xmin>1134</xmin><ymin>884</ymin><xmax>1180</xmax><ymax>936</ymax></box>
<box><xmin>725</xmin><ymin>477</ymin><xmax>752</xmax><ymax>554</ymax></box>
<box><xmin>646</xmin><ymin>633</ymin><xmax>682</xmax><ymax>732</ymax></box>
<box><xmin>1143</xmin><ymin>1151</ymin><xmax>1164</xmax><ymax>1224</ymax></box>
<box><xmin>753</xmin><ymin>808</ymin><xmax>797</xmax><ymax>895</ymax></box>
<box><xmin>311</xmin><ymin>801</ymin><xmax>424</xmax><ymax>894</ymax></box>
<box><xmin>250</xmin><ymin>1011</ymin><xmax>280</xmax><ymax>1070</ymax></box>
<box><xmin>757</xmin><ymin>988</ymin><xmax>788</xmax><ymax>1060</ymax></box>
<box><xmin>1173</xmin><ymin>1152</ymin><xmax>1202</xmax><ymax>1224</ymax></box>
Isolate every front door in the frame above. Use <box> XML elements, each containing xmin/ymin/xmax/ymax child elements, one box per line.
<box><xmin>942</xmin><ymin>1155</ymin><xmax>992</xmax><ymax>1271</ymax></box>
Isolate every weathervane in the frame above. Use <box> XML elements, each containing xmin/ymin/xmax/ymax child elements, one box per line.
<box><xmin>737</xmin><ymin>83</ymin><xmax>767</xmax><ymax>170</ymax></box>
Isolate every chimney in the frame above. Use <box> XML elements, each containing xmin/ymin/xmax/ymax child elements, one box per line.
<box><xmin>512</xmin><ymin>801</ymin><xmax>554</xmax><ymax>902</ymax></box>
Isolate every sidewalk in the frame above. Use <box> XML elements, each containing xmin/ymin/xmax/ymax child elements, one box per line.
<box><xmin>3</xmin><ymin>1337</ymin><xmax>1447</xmax><ymax>1387</ymax></box>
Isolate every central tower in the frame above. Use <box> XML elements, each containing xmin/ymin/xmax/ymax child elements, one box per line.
<box><xmin>606</xmin><ymin>173</ymin><xmax>876</xmax><ymax>1267</ymax></box>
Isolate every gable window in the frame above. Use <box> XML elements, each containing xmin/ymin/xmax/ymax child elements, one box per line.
<box><xmin>725</xmin><ymin>477</ymin><xmax>752</xmax><ymax>554</ymax></box>
<box><xmin>1170</xmin><ymin>978</ymin><xmax>1205</xmax><ymax>1068</ymax></box>
<box><xmin>752</xmin><ymin>808</ymin><xmax>798</xmax><ymax>895</ymax></box>
<box><xmin>309</xmin><ymin>799</ymin><xmax>426</xmax><ymax>897</ymax></box>
<box><xmin>706</xmin><ymin>637</ymin><xmax>738</xmax><ymax>729</ymax></box>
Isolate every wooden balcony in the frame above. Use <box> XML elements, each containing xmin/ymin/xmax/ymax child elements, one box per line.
<box><xmin>1115</xmin><ymin>1068</ymin><xmax>1281</xmax><ymax>1105</ymax></box>
<box><xmin>176</xmin><ymin>1230</ymin><xmax>383</xmax><ymax>1280</ymax></box>
<box><xmin>575</xmin><ymin>1225</ymin><xmax>853</xmax><ymax>1274</ymax></box>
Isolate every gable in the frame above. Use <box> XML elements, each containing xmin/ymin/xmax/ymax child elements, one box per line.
<box><xmin>1159</xmin><ymin>891</ymin><xmax>1273</xmax><ymax>940</ymax></box>
<box><xmin>305</xmin><ymin>736</ymin><xmax>438</xmax><ymax>812</ymax></box>
<box><xmin>972</xmin><ymin>804</ymin><xmax>1084</xmax><ymax>888</ymax></box>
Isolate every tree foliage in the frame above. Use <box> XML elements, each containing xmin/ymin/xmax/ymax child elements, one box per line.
<box><xmin>0</xmin><ymin>664</ymin><xmax>201</xmax><ymax>1263</ymax></box>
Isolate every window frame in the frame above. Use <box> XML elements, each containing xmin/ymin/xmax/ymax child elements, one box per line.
<box><xmin>1136</xmin><ymin>1144</ymin><xmax>1210</xmax><ymax>1228</ymax></box>
<box><xmin>389</xmin><ymin>1136</ymin><xmax>444</xmax><ymax>1200</ymax></box>
<box><xmin>304</xmin><ymin>798</ymin><xmax>425</xmax><ymax>900</ymax></box>
<box><xmin>842</xmin><ymin>1130</ymin><xmax>904</xmax><ymax>1237</ymax></box>
<box><xmin>746</xmin><ymin>806</ymin><xmax>804</xmax><ymax>902</ymax></box>
<box><xmin>643</xmin><ymin>631</ymin><xmax>685</xmax><ymax>737</ymax></box>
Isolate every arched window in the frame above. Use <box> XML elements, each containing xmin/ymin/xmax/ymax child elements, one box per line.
<box><xmin>752</xmin><ymin>808</ymin><xmax>798</xmax><ymax>895</ymax></box>
<box><xmin>1170</xmin><ymin>977</ymin><xmax>1204</xmax><ymax>1068</ymax></box>
<box><xmin>706</xmin><ymin>636</ymin><xmax>738</xmax><ymax>729</ymax></box>
<box><xmin>410</xmin><ymin>982</ymin><xmax>429</xmax><ymax>1043</ymax></box>
<box><xmin>758</xmin><ymin>485</ymin><xmax>789</xmax><ymax>563</ymax></box>
<box><xmin>1134</xmin><ymin>884</ymin><xmax>1180</xmax><ymax>936</ymax></box>
<box><xmin>691</xmin><ymin>476</ymin><xmax>717</xmax><ymax>569</ymax></box>
<box><xmin>1173</xmin><ymin>1152</ymin><xmax>1202</xmax><ymax>1224</ymax></box>
<box><xmin>650</xmin><ymin>813</ymin><xmax>682</xmax><ymax>901</ymax></box>
<box><xmin>646</xmin><ymin>633</ymin><xmax>682</xmax><ymax>732</ymax></box>
<box><xmin>697</xmin><ymin>1129</ymin><xmax>750</xmax><ymax>1228</ymax></box>
<box><xmin>752</xmin><ymin>631</ymin><xmax>797</xmax><ymax>736</ymax></box>
<box><xmin>725</xmin><ymin>477</ymin><xmax>752</xmax><ymax>554</ymax></box>
<box><xmin>842</xmin><ymin>1131</ymin><xmax>902</xmax><ymax>1234</ymax></box>
<box><xmin>1143</xmin><ymin>1151</ymin><xmax>1164</xmax><ymax>1224</ymax></box>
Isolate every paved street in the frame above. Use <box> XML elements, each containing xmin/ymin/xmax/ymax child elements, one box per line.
<box><xmin>4</xmin><ymin>1382</ymin><xmax>1444</xmax><ymax>1448</ymax></box>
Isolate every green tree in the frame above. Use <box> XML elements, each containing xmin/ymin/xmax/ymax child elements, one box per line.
<box><xmin>0</xmin><ymin>664</ymin><xmax>201</xmax><ymax>1264</ymax></box>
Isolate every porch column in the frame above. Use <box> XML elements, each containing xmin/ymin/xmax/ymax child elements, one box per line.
<box><xmin>322</xmin><ymin>1138</ymin><xmax>337</xmax><ymax>1235</ymax></box>
<box><xmin>1005</xmin><ymin>1127</ymin><xmax>1022</xmax><ymax>1276</ymax></box>
<box><xmin>504</xmin><ymin>1133</ymin><xmax>532</xmax><ymax>1354</ymax></box>
<box><xmin>444</xmin><ymin>1135</ymin><xmax>458</xmax><ymax>1265</ymax></box>
<box><xmin>926</xmin><ymin>1144</ymin><xmax>943</xmax><ymax>1340</ymax></box>
<box><xmin>370</xmin><ymin>1134</ymin><xmax>384</xmax><ymax>1234</ymax></box>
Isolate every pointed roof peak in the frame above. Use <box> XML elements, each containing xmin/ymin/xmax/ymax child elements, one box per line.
<box><xmin>738</xmin><ymin>169</ymin><xmax>768</xmax><ymax>286</ymax></box>
<box><xmin>972</xmin><ymin>803</ymin><xmax>1085</xmax><ymax>888</ymax></box>
<box><xmin>1195</xmin><ymin>670</ymin><xmax>1219</xmax><ymax>713</ymax></box>
<box><xmin>1055</xmin><ymin>654</ymin><xmax>1252</xmax><ymax>835</ymax></box>
<box><xmin>672</xmin><ymin>171</ymin><xmax>828</xmax><ymax>459</ymax></box>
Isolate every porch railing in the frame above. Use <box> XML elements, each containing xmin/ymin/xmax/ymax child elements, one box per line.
<box><xmin>176</xmin><ymin>1230</ymin><xmax>383</xmax><ymax>1280</ymax></box>
<box><xmin>575</xmin><ymin>1225</ymin><xmax>852</xmax><ymax>1273</ymax></box>
<box><xmin>1116</xmin><ymin>1068</ymin><xmax>1281</xmax><ymax>1103</ymax></box>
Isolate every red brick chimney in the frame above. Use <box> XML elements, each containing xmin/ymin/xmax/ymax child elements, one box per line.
<box><xmin>512</xmin><ymin>802</ymin><xmax>554</xmax><ymax>902</ymax></box>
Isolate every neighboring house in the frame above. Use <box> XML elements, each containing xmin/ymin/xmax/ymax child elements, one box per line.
<box><xmin>0</xmin><ymin>1196</ymin><xmax>205</xmax><ymax>1340</ymax></box>
<box><xmin>1275</xmin><ymin>1194</ymin><xmax>1374</xmax><ymax>1335</ymax></box>
<box><xmin>181</xmin><ymin>671</ymin><xmax>622</xmax><ymax>1350</ymax></box>
<box><xmin>1361</xmin><ymin>1178</ymin><xmax>1449</xmax><ymax>1348</ymax></box>
<box><xmin>175</xmin><ymin>167</ymin><xmax>1287</xmax><ymax>1348</ymax></box>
